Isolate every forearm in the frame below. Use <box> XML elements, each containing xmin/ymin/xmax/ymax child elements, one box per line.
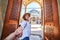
<box><xmin>4</xmin><ymin>27</ymin><xmax>23</xmax><ymax>40</ymax></box>
<box><xmin>4</xmin><ymin>32</ymin><xmax>16</xmax><ymax>40</ymax></box>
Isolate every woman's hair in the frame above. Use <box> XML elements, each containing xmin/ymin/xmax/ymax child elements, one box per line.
<box><xmin>23</xmin><ymin>13</ymin><xmax>30</xmax><ymax>20</ymax></box>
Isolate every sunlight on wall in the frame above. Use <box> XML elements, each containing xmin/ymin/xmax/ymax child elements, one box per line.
<box><xmin>57</xmin><ymin>0</ymin><xmax>60</xmax><ymax>26</ymax></box>
<box><xmin>0</xmin><ymin>0</ymin><xmax>8</xmax><ymax>39</ymax></box>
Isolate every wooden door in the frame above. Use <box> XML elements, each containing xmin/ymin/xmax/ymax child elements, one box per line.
<box><xmin>44</xmin><ymin>0</ymin><xmax>60</xmax><ymax>40</ymax></box>
<box><xmin>1</xmin><ymin>0</ymin><xmax>22</xmax><ymax>40</ymax></box>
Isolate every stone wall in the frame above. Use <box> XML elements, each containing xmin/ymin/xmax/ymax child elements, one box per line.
<box><xmin>57</xmin><ymin>0</ymin><xmax>60</xmax><ymax>26</ymax></box>
<box><xmin>0</xmin><ymin>0</ymin><xmax>8</xmax><ymax>39</ymax></box>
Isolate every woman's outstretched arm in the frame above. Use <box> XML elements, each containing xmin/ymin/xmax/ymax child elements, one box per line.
<box><xmin>4</xmin><ymin>27</ymin><xmax>23</xmax><ymax>40</ymax></box>
<box><xmin>4</xmin><ymin>32</ymin><xmax>16</xmax><ymax>40</ymax></box>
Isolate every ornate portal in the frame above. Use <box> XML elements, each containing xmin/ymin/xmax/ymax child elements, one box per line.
<box><xmin>1</xmin><ymin>0</ymin><xmax>60</xmax><ymax>40</ymax></box>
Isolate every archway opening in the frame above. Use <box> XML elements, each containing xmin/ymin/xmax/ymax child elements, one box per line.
<box><xmin>19</xmin><ymin>1</ymin><xmax>43</xmax><ymax>40</ymax></box>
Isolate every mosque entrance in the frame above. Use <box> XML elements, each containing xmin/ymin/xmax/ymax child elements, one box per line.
<box><xmin>1</xmin><ymin>0</ymin><xmax>60</xmax><ymax>40</ymax></box>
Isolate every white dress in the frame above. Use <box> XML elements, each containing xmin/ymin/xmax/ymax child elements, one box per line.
<box><xmin>18</xmin><ymin>20</ymin><xmax>31</xmax><ymax>40</ymax></box>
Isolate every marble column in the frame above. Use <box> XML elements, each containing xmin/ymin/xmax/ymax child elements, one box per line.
<box><xmin>0</xmin><ymin>0</ymin><xmax>8</xmax><ymax>39</ymax></box>
<box><xmin>0</xmin><ymin>6</ymin><xmax>2</xmax><ymax>39</ymax></box>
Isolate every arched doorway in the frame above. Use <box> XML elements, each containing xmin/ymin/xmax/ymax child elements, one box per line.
<box><xmin>19</xmin><ymin>2</ymin><xmax>43</xmax><ymax>40</ymax></box>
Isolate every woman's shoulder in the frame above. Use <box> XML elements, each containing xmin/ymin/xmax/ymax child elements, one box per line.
<box><xmin>21</xmin><ymin>20</ymin><xmax>27</xmax><ymax>23</ymax></box>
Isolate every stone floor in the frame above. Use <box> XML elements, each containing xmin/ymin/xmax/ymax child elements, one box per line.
<box><xmin>30</xmin><ymin>24</ymin><xmax>44</xmax><ymax>40</ymax></box>
<box><xmin>30</xmin><ymin>30</ymin><xmax>44</xmax><ymax>40</ymax></box>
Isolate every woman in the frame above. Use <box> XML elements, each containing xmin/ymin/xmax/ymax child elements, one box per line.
<box><xmin>4</xmin><ymin>13</ymin><xmax>31</xmax><ymax>40</ymax></box>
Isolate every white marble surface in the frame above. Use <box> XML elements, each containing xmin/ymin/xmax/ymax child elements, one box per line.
<box><xmin>30</xmin><ymin>24</ymin><xmax>44</xmax><ymax>40</ymax></box>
